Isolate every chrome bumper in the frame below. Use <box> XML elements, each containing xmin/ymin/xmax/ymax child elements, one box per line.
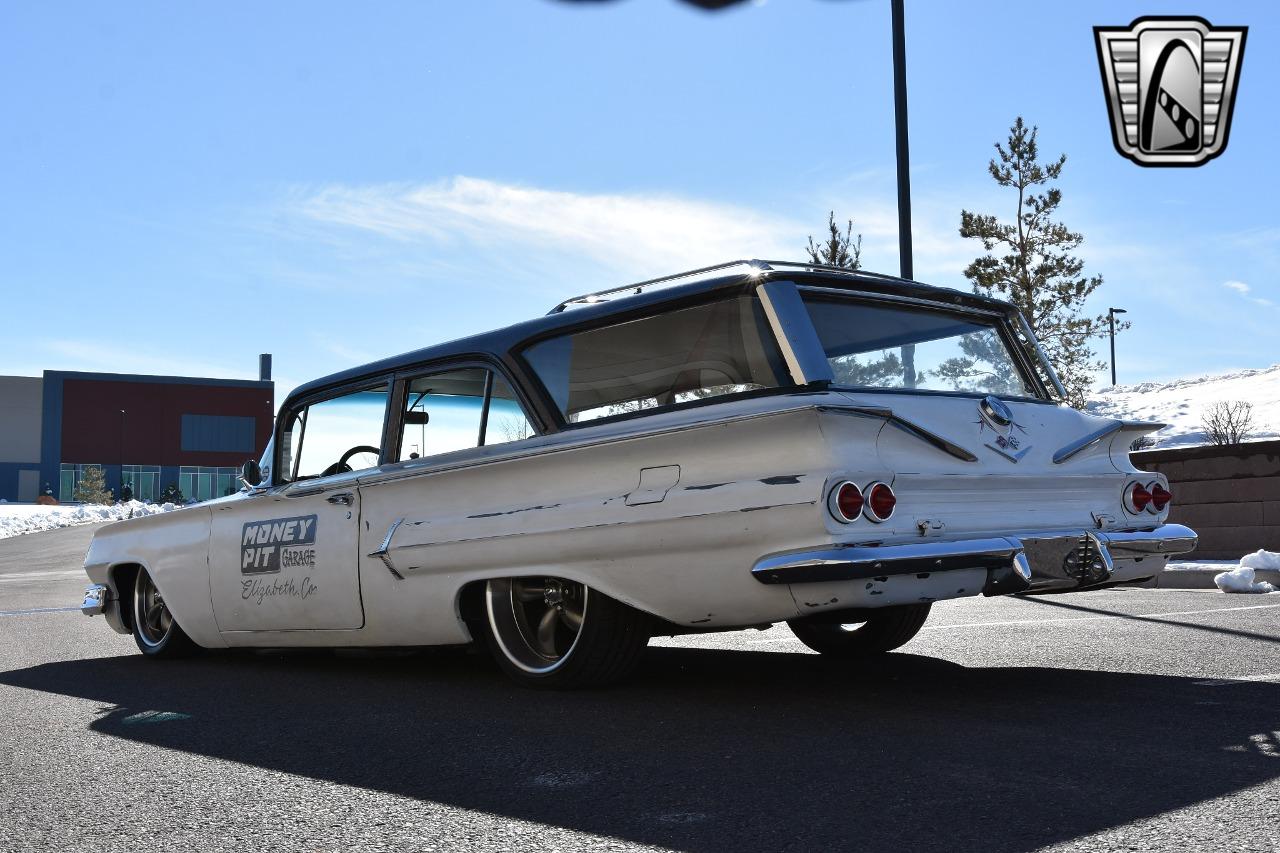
<box><xmin>81</xmin><ymin>584</ymin><xmax>109</xmax><ymax>616</ymax></box>
<box><xmin>752</xmin><ymin>523</ymin><xmax>1198</xmax><ymax>594</ymax></box>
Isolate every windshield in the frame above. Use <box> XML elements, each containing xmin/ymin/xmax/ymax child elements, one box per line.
<box><xmin>801</xmin><ymin>294</ymin><xmax>1039</xmax><ymax>398</ymax></box>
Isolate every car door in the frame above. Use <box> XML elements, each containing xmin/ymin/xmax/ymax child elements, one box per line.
<box><xmin>354</xmin><ymin>365</ymin><xmax>541</xmax><ymax>641</ymax></box>
<box><xmin>209</xmin><ymin>380</ymin><xmax>390</xmax><ymax>633</ymax></box>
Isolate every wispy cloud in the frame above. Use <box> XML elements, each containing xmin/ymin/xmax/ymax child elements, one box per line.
<box><xmin>37</xmin><ymin>340</ymin><xmax>260</xmax><ymax>382</ymax></box>
<box><xmin>290</xmin><ymin>176</ymin><xmax>805</xmax><ymax>276</ymax></box>
<box><xmin>1222</xmin><ymin>279</ymin><xmax>1275</xmax><ymax>308</ymax></box>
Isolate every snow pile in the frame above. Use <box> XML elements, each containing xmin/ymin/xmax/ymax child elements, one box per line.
<box><xmin>1214</xmin><ymin>566</ymin><xmax>1277</xmax><ymax>594</ymax></box>
<box><xmin>0</xmin><ymin>501</ymin><xmax>176</xmax><ymax>540</ymax></box>
<box><xmin>1240</xmin><ymin>549</ymin><xmax>1280</xmax><ymax>572</ymax></box>
<box><xmin>1213</xmin><ymin>551</ymin><xmax>1280</xmax><ymax>593</ymax></box>
<box><xmin>1088</xmin><ymin>364</ymin><xmax>1280</xmax><ymax>448</ymax></box>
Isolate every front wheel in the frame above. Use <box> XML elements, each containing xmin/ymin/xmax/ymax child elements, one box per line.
<box><xmin>132</xmin><ymin>568</ymin><xmax>197</xmax><ymax>658</ymax></box>
<box><xmin>480</xmin><ymin>577</ymin><xmax>649</xmax><ymax>688</ymax></box>
<box><xmin>787</xmin><ymin>603</ymin><xmax>932</xmax><ymax>658</ymax></box>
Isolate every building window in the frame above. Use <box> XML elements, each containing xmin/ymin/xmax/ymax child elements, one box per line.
<box><xmin>178</xmin><ymin>466</ymin><xmax>241</xmax><ymax>503</ymax></box>
<box><xmin>121</xmin><ymin>464</ymin><xmax>161</xmax><ymax>503</ymax></box>
<box><xmin>181</xmin><ymin>414</ymin><xmax>257</xmax><ymax>453</ymax></box>
<box><xmin>59</xmin><ymin>463</ymin><xmax>104</xmax><ymax>503</ymax></box>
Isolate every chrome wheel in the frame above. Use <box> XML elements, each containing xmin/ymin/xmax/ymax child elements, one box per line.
<box><xmin>134</xmin><ymin>570</ymin><xmax>173</xmax><ymax>648</ymax></box>
<box><xmin>485</xmin><ymin>577</ymin><xmax>587</xmax><ymax>674</ymax></box>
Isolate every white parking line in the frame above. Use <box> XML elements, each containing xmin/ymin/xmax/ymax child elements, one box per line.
<box><xmin>0</xmin><ymin>569</ymin><xmax>85</xmax><ymax>584</ymax></box>
<box><xmin>0</xmin><ymin>606</ymin><xmax>81</xmax><ymax>617</ymax></box>
<box><xmin>743</xmin><ymin>601</ymin><xmax>1280</xmax><ymax>643</ymax></box>
<box><xmin>920</xmin><ymin>602</ymin><xmax>1280</xmax><ymax>631</ymax></box>
<box><xmin>1194</xmin><ymin>673</ymin><xmax>1280</xmax><ymax>687</ymax></box>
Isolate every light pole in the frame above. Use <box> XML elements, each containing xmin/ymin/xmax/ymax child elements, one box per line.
<box><xmin>1108</xmin><ymin>308</ymin><xmax>1127</xmax><ymax>386</ymax></box>
<box><xmin>891</xmin><ymin>0</ymin><xmax>917</xmax><ymax>387</ymax></box>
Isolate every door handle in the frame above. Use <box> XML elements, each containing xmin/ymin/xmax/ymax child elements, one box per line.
<box><xmin>326</xmin><ymin>492</ymin><xmax>354</xmax><ymax>506</ymax></box>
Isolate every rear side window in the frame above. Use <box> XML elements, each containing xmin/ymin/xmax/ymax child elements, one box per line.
<box><xmin>397</xmin><ymin>367</ymin><xmax>536</xmax><ymax>461</ymax></box>
<box><xmin>521</xmin><ymin>296</ymin><xmax>789</xmax><ymax>424</ymax></box>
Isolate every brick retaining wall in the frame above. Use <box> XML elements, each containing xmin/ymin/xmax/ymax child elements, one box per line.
<box><xmin>1131</xmin><ymin>440</ymin><xmax>1280</xmax><ymax>560</ymax></box>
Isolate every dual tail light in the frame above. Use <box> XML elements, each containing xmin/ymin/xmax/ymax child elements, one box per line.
<box><xmin>1124</xmin><ymin>480</ymin><xmax>1172</xmax><ymax>514</ymax></box>
<box><xmin>828</xmin><ymin>481</ymin><xmax>896</xmax><ymax>524</ymax></box>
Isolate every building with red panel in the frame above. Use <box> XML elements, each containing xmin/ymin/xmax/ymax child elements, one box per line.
<box><xmin>0</xmin><ymin>369</ymin><xmax>274</xmax><ymax>504</ymax></box>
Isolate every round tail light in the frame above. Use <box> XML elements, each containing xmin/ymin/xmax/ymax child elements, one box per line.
<box><xmin>864</xmin><ymin>481</ymin><xmax>896</xmax><ymax>523</ymax></box>
<box><xmin>828</xmin><ymin>481</ymin><xmax>864</xmax><ymax>523</ymax></box>
<box><xmin>1124</xmin><ymin>481</ymin><xmax>1152</xmax><ymax>514</ymax></box>
<box><xmin>1149</xmin><ymin>482</ymin><xmax>1172</xmax><ymax>511</ymax></box>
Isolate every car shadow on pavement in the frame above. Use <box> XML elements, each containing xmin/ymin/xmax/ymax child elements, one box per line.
<box><xmin>2</xmin><ymin>646</ymin><xmax>1278</xmax><ymax>853</ymax></box>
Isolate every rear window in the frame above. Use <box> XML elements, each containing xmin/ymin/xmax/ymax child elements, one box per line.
<box><xmin>802</xmin><ymin>295</ymin><xmax>1037</xmax><ymax>398</ymax></box>
<box><xmin>522</xmin><ymin>296</ymin><xmax>789</xmax><ymax>423</ymax></box>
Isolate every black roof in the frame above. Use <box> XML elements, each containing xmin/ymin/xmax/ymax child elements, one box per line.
<box><xmin>285</xmin><ymin>261</ymin><xmax>1015</xmax><ymax>407</ymax></box>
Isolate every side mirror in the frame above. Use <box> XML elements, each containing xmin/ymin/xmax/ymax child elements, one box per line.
<box><xmin>240</xmin><ymin>458</ymin><xmax>262</xmax><ymax>488</ymax></box>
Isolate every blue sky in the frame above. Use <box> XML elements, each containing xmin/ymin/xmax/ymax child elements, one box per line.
<box><xmin>2</xmin><ymin>0</ymin><xmax>1276</xmax><ymax>400</ymax></box>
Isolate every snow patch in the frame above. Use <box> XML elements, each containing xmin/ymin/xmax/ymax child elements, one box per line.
<box><xmin>0</xmin><ymin>501</ymin><xmax>176</xmax><ymax>540</ymax></box>
<box><xmin>1214</xmin><ymin>566</ymin><xmax>1278</xmax><ymax>594</ymax></box>
<box><xmin>1088</xmin><ymin>363</ymin><xmax>1280</xmax><ymax>448</ymax></box>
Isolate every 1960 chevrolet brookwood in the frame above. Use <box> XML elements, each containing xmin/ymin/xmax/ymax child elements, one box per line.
<box><xmin>81</xmin><ymin>260</ymin><xmax>1196</xmax><ymax>687</ymax></box>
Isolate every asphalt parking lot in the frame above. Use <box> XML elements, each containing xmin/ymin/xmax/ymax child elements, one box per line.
<box><xmin>1</xmin><ymin>524</ymin><xmax>1277</xmax><ymax>853</ymax></box>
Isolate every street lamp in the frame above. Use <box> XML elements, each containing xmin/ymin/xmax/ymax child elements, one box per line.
<box><xmin>119</xmin><ymin>409</ymin><xmax>127</xmax><ymax>500</ymax></box>
<box><xmin>1108</xmin><ymin>308</ymin><xmax>1127</xmax><ymax>386</ymax></box>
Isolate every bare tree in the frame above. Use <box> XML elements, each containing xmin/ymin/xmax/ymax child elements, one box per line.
<box><xmin>493</xmin><ymin>414</ymin><xmax>534</xmax><ymax>443</ymax></box>
<box><xmin>1201</xmin><ymin>400</ymin><xmax>1254</xmax><ymax>445</ymax></box>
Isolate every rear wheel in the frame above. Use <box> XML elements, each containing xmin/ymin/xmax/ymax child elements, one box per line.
<box><xmin>132</xmin><ymin>568</ymin><xmax>197</xmax><ymax>658</ymax></box>
<box><xmin>787</xmin><ymin>603</ymin><xmax>932</xmax><ymax>658</ymax></box>
<box><xmin>480</xmin><ymin>577</ymin><xmax>649</xmax><ymax>688</ymax></box>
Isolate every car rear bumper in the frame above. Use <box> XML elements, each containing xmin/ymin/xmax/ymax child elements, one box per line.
<box><xmin>751</xmin><ymin>523</ymin><xmax>1197</xmax><ymax>594</ymax></box>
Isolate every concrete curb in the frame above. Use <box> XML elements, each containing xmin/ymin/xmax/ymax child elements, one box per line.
<box><xmin>1138</xmin><ymin>565</ymin><xmax>1280</xmax><ymax>590</ymax></box>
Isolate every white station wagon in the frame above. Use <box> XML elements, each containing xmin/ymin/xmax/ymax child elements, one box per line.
<box><xmin>81</xmin><ymin>261</ymin><xmax>1197</xmax><ymax>687</ymax></box>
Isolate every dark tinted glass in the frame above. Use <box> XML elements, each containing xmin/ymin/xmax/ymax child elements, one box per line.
<box><xmin>523</xmin><ymin>296</ymin><xmax>789</xmax><ymax>422</ymax></box>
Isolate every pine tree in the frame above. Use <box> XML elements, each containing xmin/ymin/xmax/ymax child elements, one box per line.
<box><xmin>959</xmin><ymin>117</ymin><xmax>1117</xmax><ymax>408</ymax></box>
<box><xmin>806</xmin><ymin>212</ymin><xmax>863</xmax><ymax>270</ymax></box>
<box><xmin>73</xmin><ymin>466</ymin><xmax>114</xmax><ymax>505</ymax></box>
<box><xmin>803</xmin><ymin>212</ymin><xmax>924</xmax><ymax>388</ymax></box>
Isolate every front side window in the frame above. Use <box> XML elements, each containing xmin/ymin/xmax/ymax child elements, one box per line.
<box><xmin>398</xmin><ymin>367</ymin><xmax>535</xmax><ymax>462</ymax></box>
<box><xmin>521</xmin><ymin>296</ymin><xmax>789</xmax><ymax>424</ymax></box>
<box><xmin>801</xmin><ymin>295</ymin><xmax>1038</xmax><ymax>398</ymax></box>
<box><xmin>281</xmin><ymin>383</ymin><xmax>390</xmax><ymax>480</ymax></box>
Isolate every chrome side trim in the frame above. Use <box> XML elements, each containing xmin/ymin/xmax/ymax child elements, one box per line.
<box><xmin>81</xmin><ymin>584</ymin><xmax>108</xmax><ymax>617</ymax></box>
<box><xmin>353</xmin><ymin>399</ymin><xmax>828</xmax><ymax>489</ymax></box>
<box><xmin>756</xmin><ymin>281</ymin><xmax>835</xmax><ymax>386</ymax></box>
<box><xmin>819</xmin><ymin>405</ymin><xmax>978</xmax><ymax>462</ymax></box>
<box><xmin>367</xmin><ymin>517</ymin><xmax>406</xmax><ymax>580</ymax></box>
<box><xmin>1053</xmin><ymin>420</ymin><xmax>1166</xmax><ymax>464</ymax></box>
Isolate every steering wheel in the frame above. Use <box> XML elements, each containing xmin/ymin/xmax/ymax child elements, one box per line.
<box><xmin>320</xmin><ymin>445</ymin><xmax>381</xmax><ymax>478</ymax></box>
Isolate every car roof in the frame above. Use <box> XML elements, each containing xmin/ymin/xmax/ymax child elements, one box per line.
<box><xmin>284</xmin><ymin>260</ymin><xmax>1017</xmax><ymax>407</ymax></box>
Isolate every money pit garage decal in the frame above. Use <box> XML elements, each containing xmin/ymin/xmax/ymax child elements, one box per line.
<box><xmin>241</xmin><ymin>514</ymin><xmax>317</xmax><ymax>575</ymax></box>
